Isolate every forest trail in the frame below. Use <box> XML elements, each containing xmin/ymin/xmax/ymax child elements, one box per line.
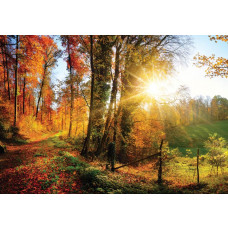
<box><xmin>1</xmin><ymin>134</ymin><xmax>228</xmax><ymax>194</ymax></box>
<box><xmin>0</xmin><ymin>134</ymin><xmax>58</xmax><ymax>172</ymax></box>
<box><xmin>0</xmin><ymin>134</ymin><xmax>82</xmax><ymax>194</ymax></box>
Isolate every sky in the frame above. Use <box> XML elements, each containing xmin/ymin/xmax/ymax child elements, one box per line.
<box><xmin>168</xmin><ymin>35</ymin><xmax>228</xmax><ymax>99</ymax></box>
<box><xmin>52</xmin><ymin>35</ymin><xmax>228</xmax><ymax>99</ymax></box>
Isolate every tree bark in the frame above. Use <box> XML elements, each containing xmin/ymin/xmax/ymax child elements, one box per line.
<box><xmin>36</xmin><ymin>68</ymin><xmax>46</xmax><ymax>118</ymax></box>
<box><xmin>81</xmin><ymin>35</ymin><xmax>95</xmax><ymax>157</ymax></box>
<box><xmin>113</xmin><ymin>97</ymin><xmax>117</xmax><ymax>143</ymax></box>
<box><xmin>157</xmin><ymin>139</ymin><xmax>163</xmax><ymax>184</ymax></box>
<box><xmin>67</xmin><ymin>37</ymin><xmax>74</xmax><ymax>137</ymax></box>
<box><xmin>62</xmin><ymin>111</ymin><xmax>64</xmax><ymax>131</ymax></box>
<box><xmin>5</xmin><ymin>46</ymin><xmax>10</xmax><ymax>100</ymax></box>
<box><xmin>14</xmin><ymin>35</ymin><xmax>19</xmax><ymax>127</ymax></box>
<box><xmin>41</xmin><ymin>96</ymin><xmax>43</xmax><ymax>123</ymax></box>
<box><xmin>65</xmin><ymin>100</ymin><xmax>67</xmax><ymax>130</ymax></box>
<box><xmin>23</xmin><ymin>77</ymin><xmax>26</xmax><ymax>114</ymax></box>
<box><xmin>197</xmin><ymin>148</ymin><xmax>200</xmax><ymax>184</ymax></box>
<box><xmin>1</xmin><ymin>44</ymin><xmax>6</xmax><ymax>93</ymax></box>
<box><xmin>96</xmin><ymin>43</ymin><xmax>121</xmax><ymax>156</ymax></box>
<box><xmin>28</xmin><ymin>94</ymin><xmax>31</xmax><ymax>115</ymax></box>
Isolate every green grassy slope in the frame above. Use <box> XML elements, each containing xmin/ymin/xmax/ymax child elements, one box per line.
<box><xmin>169</xmin><ymin>120</ymin><xmax>228</xmax><ymax>156</ymax></box>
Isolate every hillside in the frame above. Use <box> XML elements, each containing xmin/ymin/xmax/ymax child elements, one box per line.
<box><xmin>168</xmin><ymin>120</ymin><xmax>228</xmax><ymax>156</ymax></box>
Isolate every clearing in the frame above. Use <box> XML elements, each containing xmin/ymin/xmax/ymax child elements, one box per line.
<box><xmin>169</xmin><ymin>120</ymin><xmax>228</xmax><ymax>156</ymax></box>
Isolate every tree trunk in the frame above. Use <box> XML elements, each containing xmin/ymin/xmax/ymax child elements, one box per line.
<box><xmin>41</xmin><ymin>96</ymin><xmax>43</xmax><ymax>123</ymax></box>
<box><xmin>14</xmin><ymin>35</ymin><xmax>19</xmax><ymax>127</ymax></box>
<box><xmin>62</xmin><ymin>112</ymin><xmax>64</xmax><ymax>131</ymax></box>
<box><xmin>157</xmin><ymin>139</ymin><xmax>163</xmax><ymax>184</ymax></box>
<box><xmin>36</xmin><ymin>69</ymin><xmax>46</xmax><ymax>118</ymax></box>
<box><xmin>23</xmin><ymin>77</ymin><xmax>26</xmax><ymax>114</ymax></box>
<box><xmin>65</xmin><ymin>100</ymin><xmax>67</xmax><ymax>130</ymax></box>
<box><xmin>113</xmin><ymin>97</ymin><xmax>117</xmax><ymax>143</ymax></box>
<box><xmin>1</xmin><ymin>44</ymin><xmax>6</xmax><ymax>93</ymax></box>
<box><xmin>197</xmin><ymin>148</ymin><xmax>200</xmax><ymax>184</ymax></box>
<box><xmin>28</xmin><ymin>94</ymin><xmax>31</xmax><ymax>115</ymax></box>
<box><xmin>67</xmin><ymin>37</ymin><xmax>74</xmax><ymax>137</ymax></box>
<box><xmin>81</xmin><ymin>35</ymin><xmax>95</xmax><ymax>157</ymax></box>
<box><xmin>96</xmin><ymin>43</ymin><xmax>120</xmax><ymax>156</ymax></box>
<box><xmin>74</xmin><ymin>81</ymin><xmax>79</xmax><ymax>136</ymax></box>
<box><xmin>5</xmin><ymin>47</ymin><xmax>10</xmax><ymax>100</ymax></box>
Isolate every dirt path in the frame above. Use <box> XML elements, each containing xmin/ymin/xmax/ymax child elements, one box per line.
<box><xmin>0</xmin><ymin>134</ymin><xmax>82</xmax><ymax>194</ymax></box>
<box><xmin>0</xmin><ymin>134</ymin><xmax>57</xmax><ymax>172</ymax></box>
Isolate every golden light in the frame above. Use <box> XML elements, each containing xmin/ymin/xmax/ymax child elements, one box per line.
<box><xmin>145</xmin><ymin>80</ymin><xmax>167</xmax><ymax>99</ymax></box>
<box><xmin>146</xmin><ymin>82</ymin><xmax>161</xmax><ymax>97</ymax></box>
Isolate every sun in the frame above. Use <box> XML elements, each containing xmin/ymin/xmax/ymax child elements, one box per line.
<box><xmin>146</xmin><ymin>82</ymin><xmax>161</xmax><ymax>97</ymax></box>
<box><xmin>145</xmin><ymin>81</ymin><xmax>166</xmax><ymax>99</ymax></box>
<box><xmin>144</xmin><ymin>79</ymin><xmax>176</xmax><ymax>100</ymax></box>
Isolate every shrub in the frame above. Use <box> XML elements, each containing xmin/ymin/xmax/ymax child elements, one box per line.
<box><xmin>80</xmin><ymin>167</ymin><xmax>102</xmax><ymax>184</ymax></box>
<box><xmin>65</xmin><ymin>166</ymin><xmax>78</xmax><ymax>173</ymax></box>
<box><xmin>34</xmin><ymin>152</ymin><xmax>47</xmax><ymax>157</ymax></box>
<box><xmin>0</xmin><ymin>142</ymin><xmax>7</xmax><ymax>154</ymax></box>
<box><xmin>204</xmin><ymin>133</ymin><xmax>228</xmax><ymax>176</ymax></box>
<box><xmin>9</xmin><ymin>125</ymin><xmax>19</xmax><ymax>137</ymax></box>
<box><xmin>58</xmin><ymin>151</ymin><xmax>65</xmax><ymax>156</ymax></box>
<box><xmin>0</xmin><ymin>121</ymin><xmax>7</xmax><ymax>139</ymax></box>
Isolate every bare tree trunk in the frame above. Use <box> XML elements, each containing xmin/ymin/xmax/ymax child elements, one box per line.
<box><xmin>83</xmin><ymin>118</ymin><xmax>85</xmax><ymax>139</ymax></box>
<box><xmin>5</xmin><ymin>49</ymin><xmax>10</xmax><ymax>100</ymax></box>
<box><xmin>65</xmin><ymin>101</ymin><xmax>67</xmax><ymax>130</ymax></box>
<box><xmin>14</xmin><ymin>35</ymin><xmax>19</xmax><ymax>127</ymax></box>
<box><xmin>81</xmin><ymin>35</ymin><xmax>95</xmax><ymax>157</ymax></box>
<box><xmin>36</xmin><ymin>69</ymin><xmax>45</xmax><ymax>118</ymax></box>
<box><xmin>197</xmin><ymin>148</ymin><xmax>200</xmax><ymax>184</ymax></box>
<box><xmin>113</xmin><ymin>98</ymin><xmax>117</xmax><ymax>142</ymax></box>
<box><xmin>41</xmin><ymin>96</ymin><xmax>43</xmax><ymax>123</ymax></box>
<box><xmin>157</xmin><ymin>139</ymin><xmax>163</xmax><ymax>184</ymax></box>
<box><xmin>62</xmin><ymin>112</ymin><xmax>64</xmax><ymax>131</ymax></box>
<box><xmin>67</xmin><ymin>37</ymin><xmax>74</xmax><ymax>137</ymax></box>
<box><xmin>74</xmin><ymin>81</ymin><xmax>79</xmax><ymax>136</ymax></box>
<box><xmin>1</xmin><ymin>44</ymin><xmax>6</xmax><ymax>93</ymax></box>
<box><xmin>23</xmin><ymin>76</ymin><xmax>26</xmax><ymax>114</ymax></box>
<box><xmin>96</xmin><ymin>43</ymin><xmax>121</xmax><ymax>156</ymax></box>
<box><xmin>28</xmin><ymin>94</ymin><xmax>31</xmax><ymax>115</ymax></box>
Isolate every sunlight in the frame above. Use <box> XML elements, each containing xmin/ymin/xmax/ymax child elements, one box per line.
<box><xmin>144</xmin><ymin>80</ymin><xmax>170</xmax><ymax>99</ymax></box>
<box><xmin>146</xmin><ymin>81</ymin><xmax>162</xmax><ymax>97</ymax></box>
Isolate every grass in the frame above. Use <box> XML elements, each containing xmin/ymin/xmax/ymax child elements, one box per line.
<box><xmin>1</xmin><ymin>132</ymin><xmax>227</xmax><ymax>194</ymax></box>
<box><xmin>49</xmin><ymin>132</ymin><xmax>227</xmax><ymax>194</ymax></box>
<box><xmin>169</xmin><ymin>120</ymin><xmax>228</xmax><ymax>156</ymax></box>
<box><xmin>48</xmin><ymin>150</ymin><xmax>228</xmax><ymax>194</ymax></box>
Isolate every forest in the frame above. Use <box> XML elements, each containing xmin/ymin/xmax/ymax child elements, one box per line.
<box><xmin>0</xmin><ymin>35</ymin><xmax>228</xmax><ymax>194</ymax></box>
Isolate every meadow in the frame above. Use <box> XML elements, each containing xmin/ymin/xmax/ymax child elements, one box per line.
<box><xmin>169</xmin><ymin>120</ymin><xmax>228</xmax><ymax>156</ymax></box>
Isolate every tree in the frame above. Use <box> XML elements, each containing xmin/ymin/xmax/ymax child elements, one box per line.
<box><xmin>118</xmin><ymin>35</ymin><xmax>191</xmax><ymax>163</ymax></box>
<box><xmin>60</xmin><ymin>35</ymin><xmax>86</xmax><ymax>137</ymax></box>
<box><xmin>194</xmin><ymin>35</ymin><xmax>228</xmax><ymax>78</ymax></box>
<box><xmin>36</xmin><ymin>36</ymin><xmax>61</xmax><ymax>119</ymax></box>
<box><xmin>96</xmin><ymin>36</ymin><xmax>122</xmax><ymax>156</ymax></box>
<box><xmin>18</xmin><ymin>35</ymin><xmax>44</xmax><ymax>115</ymax></box>
<box><xmin>14</xmin><ymin>35</ymin><xmax>19</xmax><ymax>126</ymax></box>
<box><xmin>92</xmin><ymin>36</ymin><xmax>114</xmax><ymax>147</ymax></box>
<box><xmin>0</xmin><ymin>35</ymin><xmax>12</xmax><ymax>101</ymax></box>
<box><xmin>204</xmin><ymin>133</ymin><xmax>228</xmax><ymax>176</ymax></box>
<box><xmin>81</xmin><ymin>35</ymin><xmax>95</xmax><ymax>157</ymax></box>
<box><xmin>0</xmin><ymin>35</ymin><xmax>64</xmax><ymax>135</ymax></box>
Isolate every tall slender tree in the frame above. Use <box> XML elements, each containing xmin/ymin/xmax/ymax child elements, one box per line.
<box><xmin>81</xmin><ymin>35</ymin><xmax>95</xmax><ymax>157</ymax></box>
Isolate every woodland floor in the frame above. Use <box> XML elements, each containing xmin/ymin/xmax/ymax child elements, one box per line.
<box><xmin>0</xmin><ymin>133</ymin><xmax>228</xmax><ymax>194</ymax></box>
